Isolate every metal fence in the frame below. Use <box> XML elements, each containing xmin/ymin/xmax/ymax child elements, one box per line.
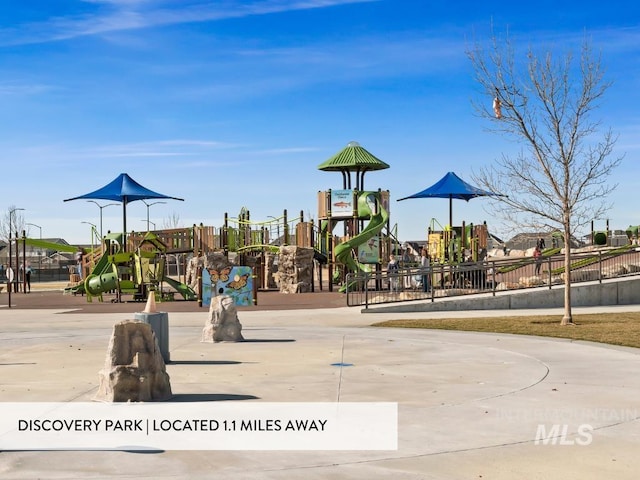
<box><xmin>346</xmin><ymin>247</ymin><xmax>640</xmax><ymax>308</ymax></box>
<box><xmin>0</xmin><ymin>266</ymin><xmax>75</xmax><ymax>285</ymax></box>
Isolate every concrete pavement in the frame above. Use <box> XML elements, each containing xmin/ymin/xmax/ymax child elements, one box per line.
<box><xmin>1</xmin><ymin>304</ymin><xmax>640</xmax><ymax>479</ymax></box>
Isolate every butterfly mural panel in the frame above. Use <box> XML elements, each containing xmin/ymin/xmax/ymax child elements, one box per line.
<box><xmin>202</xmin><ymin>266</ymin><xmax>254</xmax><ymax>307</ymax></box>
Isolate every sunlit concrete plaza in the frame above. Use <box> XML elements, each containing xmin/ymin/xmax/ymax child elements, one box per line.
<box><xmin>1</xmin><ymin>298</ymin><xmax>640</xmax><ymax>479</ymax></box>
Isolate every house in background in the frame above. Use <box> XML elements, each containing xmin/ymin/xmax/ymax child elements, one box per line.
<box><xmin>505</xmin><ymin>231</ymin><xmax>581</xmax><ymax>252</ymax></box>
<box><xmin>0</xmin><ymin>238</ymin><xmax>87</xmax><ymax>282</ymax></box>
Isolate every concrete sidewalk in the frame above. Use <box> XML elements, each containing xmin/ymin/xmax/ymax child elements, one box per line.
<box><xmin>1</xmin><ymin>305</ymin><xmax>639</xmax><ymax>479</ymax></box>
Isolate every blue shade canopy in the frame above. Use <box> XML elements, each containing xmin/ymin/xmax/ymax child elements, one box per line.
<box><xmin>64</xmin><ymin>173</ymin><xmax>183</xmax><ymax>204</ymax></box>
<box><xmin>398</xmin><ymin>171</ymin><xmax>503</xmax><ymax>226</ymax></box>
<box><xmin>64</xmin><ymin>173</ymin><xmax>183</xmax><ymax>248</ymax></box>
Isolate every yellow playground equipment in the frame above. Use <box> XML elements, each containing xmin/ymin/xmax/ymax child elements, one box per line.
<box><xmin>427</xmin><ymin>219</ymin><xmax>490</xmax><ymax>264</ymax></box>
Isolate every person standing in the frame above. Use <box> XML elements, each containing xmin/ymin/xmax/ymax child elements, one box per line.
<box><xmin>420</xmin><ymin>248</ymin><xmax>431</xmax><ymax>292</ymax></box>
<box><xmin>25</xmin><ymin>264</ymin><xmax>33</xmax><ymax>293</ymax></box>
<box><xmin>74</xmin><ymin>248</ymin><xmax>84</xmax><ymax>280</ymax></box>
<box><xmin>387</xmin><ymin>254</ymin><xmax>399</xmax><ymax>292</ymax></box>
<box><xmin>533</xmin><ymin>246</ymin><xmax>542</xmax><ymax>275</ymax></box>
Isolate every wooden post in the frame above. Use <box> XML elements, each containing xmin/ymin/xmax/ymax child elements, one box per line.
<box><xmin>22</xmin><ymin>230</ymin><xmax>26</xmax><ymax>294</ymax></box>
<box><xmin>283</xmin><ymin>209</ymin><xmax>289</xmax><ymax>246</ymax></box>
<box><xmin>223</xmin><ymin>213</ymin><xmax>229</xmax><ymax>256</ymax></box>
<box><xmin>327</xmin><ymin>190</ymin><xmax>333</xmax><ymax>292</ymax></box>
<box><xmin>14</xmin><ymin>231</ymin><xmax>19</xmax><ymax>293</ymax></box>
<box><xmin>197</xmin><ymin>266</ymin><xmax>202</xmax><ymax>308</ymax></box>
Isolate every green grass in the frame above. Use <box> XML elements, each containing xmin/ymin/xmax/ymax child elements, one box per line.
<box><xmin>373</xmin><ymin>312</ymin><xmax>640</xmax><ymax>349</ymax></box>
<box><xmin>497</xmin><ymin>247</ymin><xmax>561</xmax><ymax>274</ymax></box>
<box><xmin>551</xmin><ymin>245</ymin><xmax>631</xmax><ymax>275</ymax></box>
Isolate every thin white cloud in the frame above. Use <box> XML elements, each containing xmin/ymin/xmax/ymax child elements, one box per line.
<box><xmin>153</xmin><ymin>139</ymin><xmax>238</xmax><ymax>148</ymax></box>
<box><xmin>101</xmin><ymin>151</ymin><xmax>194</xmax><ymax>158</ymax></box>
<box><xmin>81</xmin><ymin>0</ymin><xmax>155</xmax><ymax>4</ymax></box>
<box><xmin>0</xmin><ymin>139</ymin><xmax>322</xmax><ymax>169</ymax></box>
<box><xmin>76</xmin><ymin>139</ymin><xmax>243</xmax><ymax>159</ymax></box>
<box><xmin>179</xmin><ymin>160</ymin><xmax>247</xmax><ymax>168</ymax></box>
<box><xmin>0</xmin><ymin>82</ymin><xmax>56</xmax><ymax>96</ymax></box>
<box><xmin>175</xmin><ymin>33</ymin><xmax>468</xmax><ymax>101</ymax></box>
<box><xmin>0</xmin><ymin>139</ymin><xmax>245</xmax><ymax>167</ymax></box>
<box><xmin>0</xmin><ymin>0</ymin><xmax>379</xmax><ymax>46</ymax></box>
<box><xmin>473</xmin><ymin>24</ymin><xmax>640</xmax><ymax>58</ymax></box>
<box><xmin>249</xmin><ymin>147</ymin><xmax>322</xmax><ymax>155</ymax></box>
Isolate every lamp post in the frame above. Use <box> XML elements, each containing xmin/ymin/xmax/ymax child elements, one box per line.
<box><xmin>81</xmin><ymin>221</ymin><xmax>97</xmax><ymax>236</ymax></box>
<box><xmin>26</xmin><ymin>222</ymin><xmax>42</xmax><ymax>239</ymax></box>
<box><xmin>8</xmin><ymin>207</ymin><xmax>25</xmax><ymax>307</ymax></box>
<box><xmin>142</xmin><ymin>219</ymin><xmax>156</xmax><ymax>230</ymax></box>
<box><xmin>81</xmin><ymin>220</ymin><xmax>97</xmax><ymax>248</ymax></box>
<box><xmin>80</xmin><ymin>221</ymin><xmax>97</xmax><ymax>279</ymax></box>
<box><xmin>26</xmin><ymin>222</ymin><xmax>42</xmax><ymax>284</ymax></box>
<box><xmin>86</xmin><ymin>200</ymin><xmax>118</xmax><ymax>240</ymax></box>
<box><xmin>141</xmin><ymin>200</ymin><xmax>166</xmax><ymax>231</ymax></box>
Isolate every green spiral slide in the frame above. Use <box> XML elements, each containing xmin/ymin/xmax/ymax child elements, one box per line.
<box><xmin>334</xmin><ymin>192</ymin><xmax>388</xmax><ymax>289</ymax></box>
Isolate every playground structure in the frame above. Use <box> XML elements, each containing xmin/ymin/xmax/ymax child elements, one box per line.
<box><xmin>425</xmin><ymin>218</ymin><xmax>490</xmax><ymax>264</ymax></box>
<box><xmin>2</xmin><ymin>143</ymin><xmax>395</xmax><ymax>303</ymax></box>
<box><xmin>66</xmin><ymin>228</ymin><xmax>197</xmax><ymax>303</ymax></box>
<box><xmin>13</xmin><ymin>209</ymin><xmax>321</xmax><ymax>303</ymax></box>
<box><xmin>315</xmin><ymin>142</ymin><xmax>399</xmax><ymax>292</ymax></box>
<box><xmin>317</xmin><ymin>188</ymin><xmax>393</xmax><ymax>291</ymax></box>
<box><xmin>60</xmin><ymin>142</ymin><xmax>404</xmax><ymax>300</ymax></box>
<box><xmin>42</xmin><ymin>142</ymin><xmax>399</xmax><ymax>301</ymax></box>
<box><xmin>72</xmin><ymin>215</ymin><xmax>308</xmax><ymax>303</ymax></box>
<box><xmin>11</xmin><ymin>227</ymin><xmax>196</xmax><ymax>303</ymax></box>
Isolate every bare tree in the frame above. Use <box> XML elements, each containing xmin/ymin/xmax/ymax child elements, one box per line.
<box><xmin>467</xmin><ymin>32</ymin><xmax>622</xmax><ymax>325</ymax></box>
<box><xmin>162</xmin><ymin>212</ymin><xmax>182</xmax><ymax>229</ymax></box>
<box><xmin>0</xmin><ymin>205</ymin><xmax>26</xmax><ymax>243</ymax></box>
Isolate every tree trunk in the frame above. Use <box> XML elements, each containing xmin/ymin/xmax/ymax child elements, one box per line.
<box><xmin>561</xmin><ymin>225</ymin><xmax>573</xmax><ymax>325</ymax></box>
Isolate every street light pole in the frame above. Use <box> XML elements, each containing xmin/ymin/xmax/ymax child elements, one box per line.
<box><xmin>26</xmin><ymin>222</ymin><xmax>42</xmax><ymax>239</ymax></box>
<box><xmin>80</xmin><ymin>221</ymin><xmax>97</xmax><ymax>280</ymax></box>
<box><xmin>81</xmin><ymin>221</ymin><xmax>97</xmax><ymax>245</ymax></box>
<box><xmin>8</xmin><ymin>207</ymin><xmax>25</xmax><ymax>308</ymax></box>
<box><xmin>142</xmin><ymin>220</ymin><xmax>156</xmax><ymax>230</ymax></box>
<box><xmin>26</xmin><ymin>223</ymin><xmax>42</xmax><ymax>284</ymax></box>
<box><xmin>86</xmin><ymin>201</ymin><xmax>118</xmax><ymax>240</ymax></box>
<box><xmin>141</xmin><ymin>200</ymin><xmax>166</xmax><ymax>231</ymax></box>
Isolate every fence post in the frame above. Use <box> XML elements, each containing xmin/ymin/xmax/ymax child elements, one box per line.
<box><xmin>345</xmin><ymin>272</ymin><xmax>350</xmax><ymax>306</ymax></box>
<box><xmin>491</xmin><ymin>260</ymin><xmax>496</xmax><ymax>296</ymax></box>
<box><xmin>430</xmin><ymin>265</ymin><xmax>435</xmax><ymax>302</ymax></box>
<box><xmin>364</xmin><ymin>271</ymin><xmax>369</xmax><ymax>309</ymax></box>
<box><xmin>598</xmin><ymin>250</ymin><xmax>602</xmax><ymax>284</ymax></box>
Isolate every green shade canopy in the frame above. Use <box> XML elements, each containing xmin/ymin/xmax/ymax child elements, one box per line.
<box><xmin>318</xmin><ymin>141</ymin><xmax>390</xmax><ymax>190</ymax></box>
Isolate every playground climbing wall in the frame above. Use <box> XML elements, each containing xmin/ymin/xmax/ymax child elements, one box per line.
<box><xmin>274</xmin><ymin>246</ymin><xmax>315</xmax><ymax>293</ymax></box>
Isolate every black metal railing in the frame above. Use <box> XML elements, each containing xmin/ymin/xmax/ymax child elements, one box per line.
<box><xmin>346</xmin><ymin>247</ymin><xmax>640</xmax><ymax>308</ymax></box>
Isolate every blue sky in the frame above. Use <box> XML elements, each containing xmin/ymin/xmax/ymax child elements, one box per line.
<box><xmin>2</xmin><ymin>0</ymin><xmax>639</xmax><ymax>244</ymax></box>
